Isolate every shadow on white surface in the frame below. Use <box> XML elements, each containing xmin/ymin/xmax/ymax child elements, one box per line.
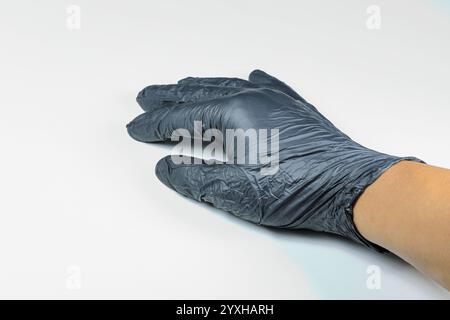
<box><xmin>175</xmin><ymin>195</ymin><xmax>450</xmax><ymax>299</ymax></box>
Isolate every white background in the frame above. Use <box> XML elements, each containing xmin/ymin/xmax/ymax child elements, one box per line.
<box><xmin>0</xmin><ymin>0</ymin><xmax>449</xmax><ymax>299</ymax></box>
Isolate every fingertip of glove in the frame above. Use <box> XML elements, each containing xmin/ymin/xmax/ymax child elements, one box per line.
<box><xmin>249</xmin><ymin>69</ymin><xmax>268</xmax><ymax>82</ymax></box>
<box><xmin>136</xmin><ymin>84</ymin><xmax>146</xmax><ymax>97</ymax></box>
<box><xmin>126</xmin><ymin>118</ymin><xmax>147</xmax><ymax>142</ymax></box>
<box><xmin>126</xmin><ymin>111</ymin><xmax>160</xmax><ymax>142</ymax></box>
<box><xmin>136</xmin><ymin>87</ymin><xmax>153</xmax><ymax>110</ymax></box>
<box><xmin>136</xmin><ymin>85</ymin><xmax>167</xmax><ymax>111</ymax></box>
<box><xmin>177</xmin><ymin>77</ymin><xmax>194</xmax><ymax>85</ymax></box>
<box><xmin>126</xmin><ymin>120</ymin><xmax>137</xmax><ymax>139</ymax></box>
<box><xmin>155</xmin><ymin>156</ymin><xmax>173</xmax><ymax>187</ymax></box>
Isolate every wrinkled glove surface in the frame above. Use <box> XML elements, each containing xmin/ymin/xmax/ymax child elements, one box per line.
<box><xmin>127</xmin><ymin>69</ymin><xmax>421</xmax><ymax>251</ymax></box>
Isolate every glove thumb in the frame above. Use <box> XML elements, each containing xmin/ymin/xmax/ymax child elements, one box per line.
<box><xmin>155</xmin><ymin>156</ymin><xmax>262</xmax><ymax>224</ymax></box>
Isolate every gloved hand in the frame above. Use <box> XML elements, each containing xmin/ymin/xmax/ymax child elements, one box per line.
<box><xmin>127</xmin><ymin>69</ymin><xmax>421</xmax><ymax>251</ymax></box>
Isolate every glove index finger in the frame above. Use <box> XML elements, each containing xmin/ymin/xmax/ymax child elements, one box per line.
<box><xmin>127</xmin><ymin>95</ymin><xmax>230</xmax><ymax>143</ymax></box>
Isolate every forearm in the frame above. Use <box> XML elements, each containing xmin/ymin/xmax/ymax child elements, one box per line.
<box><xmin>354</xmin><ymin>161</ymin><xmax>450</xmax><ymax>289</ymax></box>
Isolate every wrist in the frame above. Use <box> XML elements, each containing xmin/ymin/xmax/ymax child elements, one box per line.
<box><xmin>353</xmin><ymin>160</ymin><xmax>424</xmax><ymax>250</ymax></box>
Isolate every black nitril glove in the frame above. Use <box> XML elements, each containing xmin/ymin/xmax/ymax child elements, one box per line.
<box><xmin>127</xmin><ymin>69</ymin><xmax>422</xmax><ymax>251</ymax></box>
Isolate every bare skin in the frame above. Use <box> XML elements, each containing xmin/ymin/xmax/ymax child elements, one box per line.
<box><xmin>354</xmin><ymin>161</ymin><xmax>450</xmax><ymax>290</ymax></box>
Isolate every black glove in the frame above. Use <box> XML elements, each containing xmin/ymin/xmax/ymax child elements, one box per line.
<box><xmin>127</xmin><ymin>69</ymin><xmax>422</xmax><ymax>251</ymax></box>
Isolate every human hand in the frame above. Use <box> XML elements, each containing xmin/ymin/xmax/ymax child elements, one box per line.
<box><xmin>127</xmin><ymin>70</ymin><xmax>420</xmax><ymax>250</ymax></box>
